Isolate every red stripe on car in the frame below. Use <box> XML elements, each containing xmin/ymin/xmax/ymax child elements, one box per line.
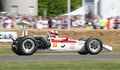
<box><xmin>51</xmin><ymin>39</ymin><xmax>76</xmax><ymax>43</ymax></box>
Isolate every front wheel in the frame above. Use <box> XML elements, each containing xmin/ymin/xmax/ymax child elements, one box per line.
<box><xmin>78</xmin><ymin>52</ymin><xmax>88</xmax><ymax>55</ymax></box>
<box><xmin>85</xmin><ymin>37</ymin><xmax>103</xmax><ymax>55</ymax></box>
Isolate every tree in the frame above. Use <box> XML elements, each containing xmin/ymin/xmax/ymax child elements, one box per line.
<box><xmin>71</xmin><ymin>0</ymin><xmax>82</xmax><ymax>11</ymax></box>
<box><xmin>38</xmin><ymin>0</ymin><xmax>82</xmax><ymax>16</ymax></box>
<box><xmin>0</xmin><ymin>0</ymin><xmax>3</xmax><ymax>11</ymax></box>
<box><xmin>38</xmin><ymin>0</ymin><xmax>48</xmax><ymax>16</ymax></box>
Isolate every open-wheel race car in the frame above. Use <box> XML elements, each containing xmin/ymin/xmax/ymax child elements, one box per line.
<box><xmin>11</xmin><ymin>30</ymin><xmax>112</xmax><ymax>55</ymax></box>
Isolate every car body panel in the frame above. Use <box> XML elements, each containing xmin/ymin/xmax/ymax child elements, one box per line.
<box><xmin>49</xmin><ymin>37</ymin><xmax>112</xmax><ymax>52</ymax></box>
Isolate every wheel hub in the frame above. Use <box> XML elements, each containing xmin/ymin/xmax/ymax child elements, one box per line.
<box><xmin>24</xmin><ymin>42</ymin><xmax>32</xmax><ymax>49</ymax></box>
<box><xmin>89</xmin><ymin>40</ymin><xmax>101</xmax><ymax>53</ymax></box>
<box><xmin>22</xmin><ymin>39</ymin><xmax>35</xmax><ymax>53</ymax></box>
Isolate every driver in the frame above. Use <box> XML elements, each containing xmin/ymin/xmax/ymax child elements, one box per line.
<box><xmin>49</xmin><ymin>30</ymin><xmax>59</xmax><ymax>38</ymax></box>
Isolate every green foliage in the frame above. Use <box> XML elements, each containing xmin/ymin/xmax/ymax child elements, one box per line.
<box><xmin>38</xmin><ymin>0</ymin><xmax>48</xmax><ymax>16</ymax></box>
<box><xmin>71</xmin><ymin>0</ymin><xmax>82</xmax><ymax>11</ymax></box>
<box><xmin>38</xmin><ymin>0</ymin><xmax>82</xmax><ymax>16</ymax></box>
<box><xmin>0</xmin><ymin>0</ymin><xmax>3</xmax><ymax>11</ymax></box>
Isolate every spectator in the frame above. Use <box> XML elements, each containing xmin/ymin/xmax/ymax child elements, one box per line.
<box><xmin>48</xmin><ymin>17</ymin><xmax>53</xmax><ymax>28</ymax></box>
<box><xmin>72</xmin><ymin>19</ymin><xmax>78</xmax><ymax>28</ymax></box>
<box><xmin>55</xmin><ymin>17</ymin><xmax>62</xmax><ymax>29</ymax></box>
<box><xmin>35</xmin><ymin>16</ymin><xmax>43</xmax><ymax>29</ymax></box>
<box><xmin>2</xmin><ymin>16</ymin><xmax>15</xmax><ymax>29</ymax></box>
<box><xmin>77</xmin><ymin>16</ymin><xmax>84</xmax><ymax>28</ymax></box>
<box><xmin>113</xmin><ymin>17</ymin><xmax>120</xmax><ymax>29</ymax></box>
<box><xmin>42</xmin><ymin>17</ymin><xmax>48</xmax><ymax>28</ymax></box>
<box><xmin>85</xmin><ymin>19</ymin><xmax>93</xmax><ymax>29</ymax></box>
<box><xmin>99</xmin><ymin>17</ymin><xmax>106</xmax><ymax>29</ymax></box>
<box><xmin>110</xmin><ymin>17</ymin><xmax>114</xmax><ymax>29</ymax></box>
<box><xmin>106</xmin><ymin>18</ymin><xmax>111</xmax><ymax>29</ymax></box>
<box><xmin>117</xmin><ymin>16</ymin><xmax>120</xmax><ymax>29</ymax></box>
<box><xmin>93</xmin><ymin>16</ymin><xmax>100</xmax><ymax>29</ymax></box>
<box><xmin>62</xmin><ymin>16</ymin><xmax>69</xmax><ymax>29</ymax></box>
<box><xmin>1</xmin><ymin>14</ymin><xmax>120</xmax><ymax>30</ymax></box>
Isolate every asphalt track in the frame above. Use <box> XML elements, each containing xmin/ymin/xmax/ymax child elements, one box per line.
<box><xmin>0</xmin><ymin>53</ymin><xmax>120</xmax><ymax>61</ymax></box>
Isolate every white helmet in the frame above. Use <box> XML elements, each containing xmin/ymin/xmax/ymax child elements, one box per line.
<box><xmin>50</xmin><ymin>30</ymin><xmax>58</xmax><ymax>38</ymax></box>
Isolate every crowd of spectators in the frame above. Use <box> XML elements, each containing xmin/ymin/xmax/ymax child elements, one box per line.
<box><xmin>0</xmin><ymin>15</ymin><xmax>70</xmax><ymax>29</ymax></box>
<box><xmin>0</xmin><ymin>14</ymin><xmax>120</xmax><ymax>30</ymax></box>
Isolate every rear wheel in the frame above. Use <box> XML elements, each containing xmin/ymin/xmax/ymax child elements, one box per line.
<box><xmin>34</xmin><ymin>37</ymin><xmax>50</xmax><ymax>49</ymax></box>
<box><xmin>12</xmin><ymin>44</ymin><xmax>23</xmax><ymax>55</ymax></box>
<box><xmin>85</xmin><ymin>37</ymin><xmax>103</xmax><ymax>55</ymax></box>
<box><xmin>12</xmin><ymin>37</ymin><xmax>24</xmax><ymax>55</ymax></box>
<box><xmin>12</xmin><ymin>37</ymin><xmax>37</xmax><ymax>55</ymax></box>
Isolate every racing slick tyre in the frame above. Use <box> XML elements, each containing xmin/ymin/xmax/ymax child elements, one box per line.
<box><xmin>85</xmin><ymin>37</ymin><xmax>103</xmax><ymax>55</ymax></box>
<box><xmin>34</xmin><ymin>36</ymin><xmax>50</xmax><ymax>49</ymax></box>
<box><xmin>12</xmin><ymin>43</ymin><xmax>23</xmax><ymax>55</ymax></box>
<box><xmin>78</xmin><ymin>52</ymin><xmax>88</xmax><ymax>55</ymax></box>
<box><xmin>11</xmin><ymin>37</ymin><xmax>24</xmax><ymax>55</ymax></box>
<box><xmin>14</xmin><ymin>37</ymin><xmax>37</xmax><ymax>55</ymax></box>
<box><xmin>78</xmin><ymin>38</ymin><xmax>88</xmax><ymax>55</ymax></box>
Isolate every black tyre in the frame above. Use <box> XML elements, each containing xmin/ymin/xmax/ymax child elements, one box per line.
<box><xmin>85</xmin><ymin>37</ymin><xmax>103</xmax><ymax>55</ymax></box>
<box><xmin>78</xmin><ymin>52</ymin><xmax>88</xmax><ymax>55</ymax></box>
<box><xmin>14</xmin><ymin>37</ymin><xmax>37</xmax><ymax>55</ymax></box>
<box><xmin>12</xmin><ymin>44</ymin><xmax>23</xmax><ymax>55</ymax></box>
<box><xmin>11</xmin><ymin>37</ymin><xmax>24</xmax><ymax>55</ymax></box>
<box><xmin>78</xmin><ymin>38</ymin><xmax>88</xmax><ymax>55</ymax></box>
<box><xmin>34</xmin><ymin>36</ymin><xmax>50</xmax><ymax>49</ymax></box>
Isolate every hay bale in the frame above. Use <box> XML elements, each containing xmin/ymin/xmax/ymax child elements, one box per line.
<box><xmin>0</xmin><ymin>29</ymin><xmax>119</xmax><ymax>44</ymax></box>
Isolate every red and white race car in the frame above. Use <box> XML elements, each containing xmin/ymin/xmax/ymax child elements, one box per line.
<box><xmin>11</xmin><ymin>30</ymin><xmax>112</xmax><ymax>55</ymax></box>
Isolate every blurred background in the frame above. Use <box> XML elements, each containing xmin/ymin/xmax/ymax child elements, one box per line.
<box><xmin>0</xmin><ymin>0</ymin><xmax>120</xmax><ymax>29</ymax></box>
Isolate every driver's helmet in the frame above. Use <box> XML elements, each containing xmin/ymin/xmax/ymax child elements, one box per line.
<box><xmin>49</xmin><ymin>30</ymin><xmax>58</xmax><ymax>38</ymax></box>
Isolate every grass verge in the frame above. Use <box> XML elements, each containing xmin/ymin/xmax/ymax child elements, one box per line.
<box><xmin>0</xmin><ymin>60</ymin><xmax>120</xmax><ymax>70</ymax></box>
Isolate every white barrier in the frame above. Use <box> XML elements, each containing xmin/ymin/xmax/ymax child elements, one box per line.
<box><xmin>0</xmin><ymin>32</ymin><xmax>17</xmax><ymax>42</ymax></box>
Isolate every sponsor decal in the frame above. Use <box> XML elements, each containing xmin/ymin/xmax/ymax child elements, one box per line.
<box><xmin>69</xmin><ymin>43</ymin><xmax>75</xmax><ymax>49</ymax></box>
<box><xmin>61</xmin><ymin>44</ymin><xmax>65</xmax><ymax>48</ymax></box>
<box><xmin>53</xmin><ymin>43</ymin><xmax>57</xmax><ymax>47</ymax></box>
<box><xmin>0</xmin><ymin>32</ymin><xmax>17</xmax><ymax>42</ymax></box>
<box><xmin>70</xmin><ymin>43</ymin><xmax>75</xmax><ymax>45</ymax></box>
<box><xmin>69</xmin><ymin>46</ymin><xmax>75</xmax><ymax>49</ymax></box>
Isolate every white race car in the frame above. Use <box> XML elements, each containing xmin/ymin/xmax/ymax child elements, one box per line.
<box><xmin>11</xmin><ymin>31</ymin><xmax>112</xmax><ymax>55</ymax></box>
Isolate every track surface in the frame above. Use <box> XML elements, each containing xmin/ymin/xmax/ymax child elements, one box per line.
<box><xmin>0</xmin><ymin>53</ymin><xmax>120</xmax><ymax>61</ymax></box>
